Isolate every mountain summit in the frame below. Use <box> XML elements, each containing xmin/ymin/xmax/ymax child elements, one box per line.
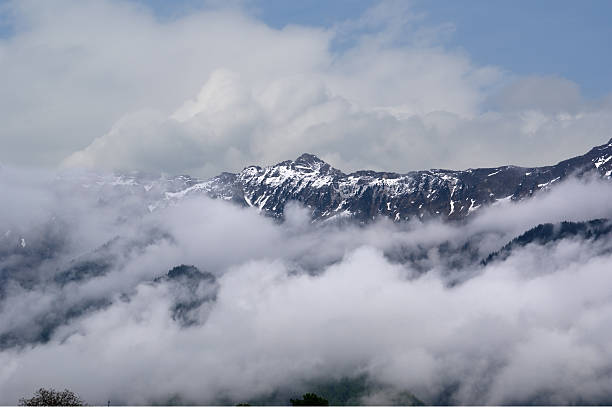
<box><xmin>85</xmin><ymin>138</ymin><xmax>612</xmax><ymax>223</ymax></box>
<box><xmin>192</xmin><ymin>138</ymin><xmax>612</xmax><ymax>222</ymax></box>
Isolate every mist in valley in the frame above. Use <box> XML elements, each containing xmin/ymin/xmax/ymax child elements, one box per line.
<box><xmin>1</xmin><ymin>168</ymin><xmax>612</xmax><ymax>405</ymax></box>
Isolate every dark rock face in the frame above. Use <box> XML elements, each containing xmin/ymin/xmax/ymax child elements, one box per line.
<box><xmin>194</xmin><ymin>138</ymin><xmax>612</xmax><ymax>222</ymax></box>
<box><xmin>155</xmin><ymin>265</ymin><xmax>219</xmax><ymax>327</ymax></box>
<box><xmin>0</xmin><ymin>140</ymin><xmax>610</xmax><ymax>350</ymax></box>
<box><xmin>65</xmin><ymin>138</ymin><xmax>611</xmax><ymax>223</ymax></box>
<box><xmin>483</xmin><ymin>218</ymin><xmax>612</xmax><ymax>265</ymax></box>
<box><xmin>0</xmin><ymin>296</ymin><xmax>112</xmax><ymax>350</ymax></box>
<box><xmin>0</xmin><ymin>263</ymin><xmax>218</xmax><ymax>350</ymax></box>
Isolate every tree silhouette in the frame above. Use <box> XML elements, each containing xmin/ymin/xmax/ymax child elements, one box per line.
<box><xmin>290</xmin><ymin>392</ymin><xmax>329</xmax><ymax>406</ymax></box>
<box><xmin>19</xmin><ymin>388</ymin><xmax>85</xmax><ymax>406</ymax></box>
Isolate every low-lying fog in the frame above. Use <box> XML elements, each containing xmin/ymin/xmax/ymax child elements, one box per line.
<box><xmin>1</xmin><ymin>168</ymin><xmax>612</xmax><ymax>405</ymax></box>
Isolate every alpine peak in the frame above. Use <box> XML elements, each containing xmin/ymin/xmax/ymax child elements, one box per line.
<box><xmin>92</xmin><ymin>139</ymin><xmax>612</xmax><ymax>223</ymax></box>
<box><xmin>294</xmin><ymin>153</ymin><xmax>326</xmax><ymax>165</ymax></box>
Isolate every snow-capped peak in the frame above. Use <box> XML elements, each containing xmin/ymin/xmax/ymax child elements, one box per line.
<box><xmin>55</xmin><ymin>138</ymin><xmax>612</xmax><ymax>223</ymax></box>
<box><xmin>295</xmin><ymin>153</ymin><xmax>324</xmax><ymax>165</ymax></box>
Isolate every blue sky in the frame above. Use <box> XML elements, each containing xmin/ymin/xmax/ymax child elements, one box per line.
<box><xmin>259</xmin><ymin>0</ymin><xmax>612</xmax><ymax>99</ymax></box>
<box><xmin>135</xmin><ymin>0</ymin><xmax>612</xmax><ymax>99</ymax></box>
<box><xmin>412</xmin><ymin>0</ymin><xmax>612</xmax><ymax>99</ymax></box>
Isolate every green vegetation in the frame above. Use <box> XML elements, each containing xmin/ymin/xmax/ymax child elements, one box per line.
<box><xmin>19</xmin><ymin>388</ymin><xmax>85</xmax><ymax>406</ymax></box>
<box><xmin>310</xmin><ymin>375</ymin><xmax>369</xmax><ymax>405</ymax></box>
<box><xmin>290</xmin><ymin>392</ymin><xmax>329</xmax><ymax>405</ymax></box>
<box><xmin>309</xmin><ymin>375</ymin><xmax>424</xmax><ymax>406</ymax></box>
<box><xmin>19</xmin><ymin>379</ymin><xmax>424</xmax><ymax>406</ymax></box>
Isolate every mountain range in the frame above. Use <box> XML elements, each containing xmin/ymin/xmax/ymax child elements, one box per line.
<box><xmin>2</xmin><ymin>139</ymin><xmax>612</xmax><ymax>405</ymax></box>
<box><xmin>80</xmin><ymin>137</ymin><xmax>612</xmax><ymax>223</ymax></box>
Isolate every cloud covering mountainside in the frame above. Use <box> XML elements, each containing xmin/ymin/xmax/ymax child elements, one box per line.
<box><xmin>1</xmin><ymin>1</ymin><xmax>611</xmax><ymax>405</ymax></box>
<box><xmin>1</xmin><ymin>154</ymin><xmax>612</xmax><ymax>404</ymax></box>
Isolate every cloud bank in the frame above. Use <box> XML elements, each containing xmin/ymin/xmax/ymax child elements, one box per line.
<box><xmin>1</xmin><ymin>1</ymin><xmax>612</xmax><ymax>404</ymax></box>
<box><xmin>0</xmin><ymin>0</ymin><xmax>610</xmax><ymax>176</ymax></box>
<box><xmin>1</xmin><ymin>169</ymin><xmax>612</xmax><ymax>405</ymax></box>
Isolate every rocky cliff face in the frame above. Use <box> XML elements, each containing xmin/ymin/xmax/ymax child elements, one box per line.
<box><xmin>186</xmin><ymin>137</ymin><xmax>612</xmax><ymax>222</ymax></box>
<box><xmin>54</xmin><ymin>138</ymin><xmax>612</xmax><ymax>223</ymax></box>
